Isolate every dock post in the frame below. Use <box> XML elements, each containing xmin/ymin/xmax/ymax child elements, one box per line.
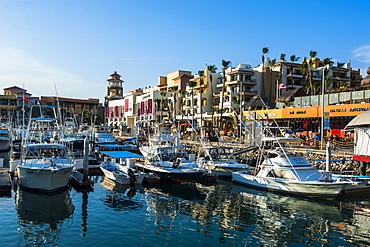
<box><xmin>83</xmin><ymin>137</ymin><xmax>89</xmax><ymax>181</ymax></box>
<box><xmin>361</xmin><ymin>161</ymin><xmax>367</xmax><ymax>176</ymax></box>
<box><xmin>326</xmin><ymin>141</ymin><xmax>332</xmax><ymax>172</ymax></box>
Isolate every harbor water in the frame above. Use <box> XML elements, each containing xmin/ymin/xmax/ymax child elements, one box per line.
<box><xmin>2</xmin><ymin>155</ymin><xmax>370</xmax><ymax>246</ymax></box>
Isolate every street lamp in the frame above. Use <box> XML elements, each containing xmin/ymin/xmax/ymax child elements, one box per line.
<box><xmin>239</xmin><ymin>80</ymin><xmax>243</xmax><ymax>143</ymax></box>
<box><xmin>321</xmin><ymin>65</ymin><xmax>330</xmax><ymax>149</ymax></box>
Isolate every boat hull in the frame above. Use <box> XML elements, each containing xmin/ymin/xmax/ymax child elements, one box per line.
<box><xmin>100</xmin><ymin>166</ymin><xmax>145</xmax><ymax>185</ymax></box>
<box><xmin>207</xmin><ymin>165</ymin><xmax>248</xmax><ymax>180</ymax></box>
<box><xmin>17</xmin><ymin>166</ymin><xmax>73</xmax><ymax>192</ymax></box>
<box><xmin>232</xmin><ymin>171</ymin><xmax>347</xmax><ymax>199</ymax></box>
<box><xmin>138</xmin><ymin>164</ymin><xmax>205</xmax><ymax>183</ymax></box>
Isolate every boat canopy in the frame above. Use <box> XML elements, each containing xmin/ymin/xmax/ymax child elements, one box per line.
<box><xmin>99</xmin><ymin>144</ymin><xmax>128</xmax><ymax>148</ymax></box>
<box><xmin>122</xmin><ymin>138</ymin><xmax>137</xmax><ymax>142</ymax></box>
<box><xmin>101</xmin><ymin>151</ymin><xmax>143</xmax><ymax>159</ymax></box>
<box><xmin>26</xmin><ymin>143</ymin><xmax>66</xmax><ymax>149</ymax></box>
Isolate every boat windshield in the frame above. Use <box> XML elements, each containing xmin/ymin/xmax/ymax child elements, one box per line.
<box><xmin>148</xmin><ymin>147</ymin><xmax>188</xmax><ymax>162</ymax></box>
<box><xmin>207</xmin><ymin>147</ymin><xmax>235</xmax><ymax>161</ymax></box>
<box><xmin>25</xmin><ymin>146</ymin><xmax>67</xmax><ymax>159</ymax></box>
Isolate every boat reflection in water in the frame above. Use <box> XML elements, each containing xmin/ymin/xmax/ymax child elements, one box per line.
<box><xmin>140</xmin><ymin>179</ymin><xmax>370</xmax><ymax>246</ymax></box>
<box><xmin>100</xmin><ymin>177</ymin><xmax>143</xmax><ymax>210</ymax></box>
<box><xmin>15</xmin><ymin>187</ymin><xmax>74</xmax><ymax>246</ymax></box>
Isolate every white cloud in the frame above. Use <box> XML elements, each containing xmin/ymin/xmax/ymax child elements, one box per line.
<box><xmin>0</xmin><ymin>47</ymin><xmax>104</xmax><ymax>101</ymax></box>
<box><xmin>352</xmin><ymin>45</ymin><xmax>370</xmax><ymax>63</ymax></box>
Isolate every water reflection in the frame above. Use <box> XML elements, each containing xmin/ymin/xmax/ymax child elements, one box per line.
<box><xmin>140</xmin><ymin>180</ymin><xmax>370</xmax><ymax>245</ymax></box>
<box><xmin>352</xmin><ymin>201</ymin><xmax>370</xmax><ymax>243</ymax></box>
<box><xmin>100</xmin><ymin>177</ymin><xmax>143</xmax><ymax>210</ymax></box>
<box><xmin>15</xmin><ymin>188</ymin><xmax>74</xmax><ymax>246</ymax></box>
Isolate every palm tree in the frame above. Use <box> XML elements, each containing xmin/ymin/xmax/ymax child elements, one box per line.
<box><xmin>178</xmin><ymin>90</ymin><xmax>187</xmax><ymax>121</ymax></box>
<box><xmin>289</xmin><ymin>54</ymin><xmax>300</xmax><ymax>85</ymax></box>
<box><xmin>261</xmin><ymin>47</ymin><xmax>269</xmax><ymax>96</ymax></box>
<box><xmin>278</xmin><ymin>53</ymin><xmax>286</xmax><ymax>84</ymax></box>
<box><xmin>308</xmin><ymin>50</ymin><xmax>317</xmax><ymax>95</ymax></box>
<box><xmin>267</xmin><ymin>58</ymin><xmax>277</xmax><ymax>101</ymax></box>
<box><xmin>220</xmin><ymin>59</ymin><xmax>231</xmax><ymax>128</ymax></box>
<box><xmin>312</xmin><ymin>80</ymin><xmax>322</xmax><ymax>95</ymax></box>
<box><xmin>322</xmin><ymin>57</ymin><xmax>333</xmax><ymax>91</ymax></box>
<box><xmin>339</xmin><ymin>80</ymin><xmax>348</xmax><ymax>89</ymax></box>
<box><xmin>206</xmin><ymin>64</ymin><xmax>217</xmax><ymax>126</ymax></box>
<box><xmin>187</xmin><ymin>80</ymin><xmax>197</xmax><ymax>129</ymax></box>
<box><xmin>153</xmin><ymin>98</ymin><xmax>161</xmax><ymax>122</ymax></box>
<box><xmin>164</xmin><ymin>98</ymin><xmax>172</xmax><ymax>120</ymax></box>
<box><xmin>335</xmin><ymin>62</ymin><xmax>345</xmax><ymax>89</ymax></box>
<box><xmin>277</xmin><ymin>53</ymin><xmax>286</xmax><ymax>99</ymax></box>
<box><xmin>325</xmin><ymin>77</ymin><xmax>334</xmax><ymax>90</ymax></box>
<box><xmin>169</xmin><ymin>85</ymin><xmax>179</xmax><ymax>122</ymax></box>
<box><xmin>323</xmin><ymin>57</ymin><xmax>333</xmax><ymax>66</ymax></box>
<box><xmin>299</xmin><ymin>59</ymin><xmax>309</xmax><ymax>92</ymax></box>
<box><xmin>160</xmin><ymin>91</ymin><xmax>167</xmax><ymax>122</ymax></box>
<box><xmin>207</xmin><ymin>64</ymin><xmax>217</xmax><ymax>73</ymax></box>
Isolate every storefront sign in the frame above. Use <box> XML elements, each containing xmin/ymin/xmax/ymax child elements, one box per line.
<box><xmin>282</xmin><ymin>107</ymin><xmax>318</xmax><ymax>118</ymax></box>
<box><xmin>328</xmin><ymin>103</ymin><xmax>370</xmax><ymax>117</ymax></box>
<box><xmin>324</xmin><ymin>112</ymin><xmax>330</xmax><ymax>129</ymax></box>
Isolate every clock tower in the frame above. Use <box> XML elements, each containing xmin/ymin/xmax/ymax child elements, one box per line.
<box><xmin>104</xmin><ymin>71</ymin><xmax>124</xmax><ymax>106</ymax></box>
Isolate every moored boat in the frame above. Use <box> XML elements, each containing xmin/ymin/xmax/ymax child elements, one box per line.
<box><xmin>99</xmin><ymin>150</ymin><xmax>147</xmax><ymax>185</ymax></box>
<box><xmin>16</xmin><ymin>105</ymin><xmax>75</xmax><ymax>193</ymax></box>
<box><xmin>17</xmin><ymin>143</ymin><xmax>74</xmax><ymax>192</ymax></box>
<box><xmin>197</xmin><ymin>145</ymin><xmax>249</xmax><ymax>180</ymax></box>
<box><xmin>137</xmin><ymin>145</ymin><xmax>206</xmax><ymax>183</ymax></box>
<box><xmin>232</xmin><ymin>134</ymin><xmax>352</xmax><ymax>199</ymax></box>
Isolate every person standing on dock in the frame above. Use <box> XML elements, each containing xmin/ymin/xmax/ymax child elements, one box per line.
<box><xmin>313</xmin><ymin>134</ymin><xmax>320</xmax><ymax>150</ymax></box>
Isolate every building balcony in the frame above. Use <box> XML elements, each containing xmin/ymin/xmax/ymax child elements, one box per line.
<box><xmin>214</xmin><ymin>92</ymin><xmax>230</xmax><ymax>97</ymax></box>
<box><xmin>224</xmin><ymin>80</ymin><xmax>257</xmax><ymax>86</ymax></box>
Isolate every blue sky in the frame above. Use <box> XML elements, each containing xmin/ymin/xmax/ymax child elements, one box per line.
<box><xmin>1</xmin><ymin>0</ymin><xmax>370</xmax><ymax>102</ymax></box>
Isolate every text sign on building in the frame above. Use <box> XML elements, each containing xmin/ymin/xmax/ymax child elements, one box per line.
<box><xmin>124</xmin><ymin>99</ymin><xmax>129</xmax><ymax>112</ymax></box>
<box><xmin>324</xmin><ymin>112</ymin><xmax>330</xmax><ymax>129</ymax></box>
<box><xmin>147</xmin><ymin>99</ymin><xmax>152</xmax><ymax>114</ymax></box>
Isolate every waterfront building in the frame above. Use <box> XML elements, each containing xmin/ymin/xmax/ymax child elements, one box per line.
<box><xmin>106</xmin><ymin>88</ymin><xmax>142</xmax><ymax>130</ymax></box>
<box><xmin>185</xmin><ymin>66</ymin><xmax>220</xmax><ymax>127</ymax></box>
<box><xmin>136</xmin><ymin>90</ymin><xmax>173</xmax><ymax>125</ymax></box>
<box><xmin>0</xmin><ymin>86</ymin><xmax>36</xmax><ymax>125</ymax></box>
<box><xmin>272</xmin><ymin>58</ymin><xmax>362</xmax><ymax>99</ymax></box>
<box><xmin>39</xmin><ymin>96</ymin><xmax>102</xmax><ymax>125</ymax></box>
<box><xmin>244</xmin><ymin>86</ymin><xmax>370</xmax><ymax>143</ymax></box>
<box><xmin>103</xmin><ymin>57</ymin><xmax>365</xmax><ymax>139</ymax></box>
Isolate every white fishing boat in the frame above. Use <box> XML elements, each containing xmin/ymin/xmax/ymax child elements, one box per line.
<box><xmin>17</xmin><ymin>143</ymin><xmax>75</xmax><ymax>192</ymax></box>
<box><xmin>197</xmin><ymin>145</ymin><xmax>249</xmax><ymax>179</ymax></box>
<box><xmin>232</xmin><ymin>129</ymin><xmax>352</xmax><ymax>199</ymax></box>
<box><xmin>99</xmin><ymin>150</ymin><xmax>147</xmax><ymax>185</ymax></box>
<box><xmin>139</xmin><ymin>122</ymin><xmax>178</xmax><ymax>158</ymax></box>
<box><xmin>136</xmin><ymin>145</ymin><xmax>206</xmax><ymax>183</ymax></box>
<box><xmin>16</xmin><ymin>105</ymin><xmax>75</xmax><ymax>192</ymax></box>
<box><xmin>137</xmin><ymin>122</ymin><xmax>205</xmax><ymax>182</ymax></box>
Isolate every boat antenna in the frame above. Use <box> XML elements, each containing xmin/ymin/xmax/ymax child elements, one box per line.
<box><xmin>54</xmin><ymin>82</ymin><xmax>62</xmax><ymax>121</ymax></box>
<box><xmin>22</xmin><ymin>83</ymin><xmax>26</xmax><ymax>128</ymax></box>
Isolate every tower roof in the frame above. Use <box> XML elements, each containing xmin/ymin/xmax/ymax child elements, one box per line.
<box><xmin>110</xmin><ymin>71</ymin><xmax>121</xmax><ymax>77</ymax></box>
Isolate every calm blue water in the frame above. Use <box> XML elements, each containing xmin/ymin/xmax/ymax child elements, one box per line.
<box><xmin>1</xmin><ymin>158</ymin><xmax>370</xmax><ymax>246</ymax></box>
